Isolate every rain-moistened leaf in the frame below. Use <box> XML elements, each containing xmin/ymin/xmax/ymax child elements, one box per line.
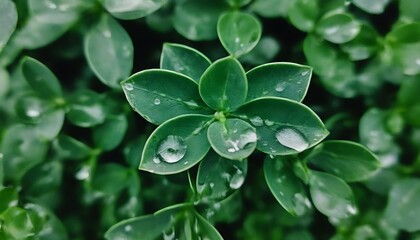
<box><xmin>385</xmin><ymin>178</ymin><xmax>420</xmax><ymax>232</ymax></box>
<box><xmin>84</xmin><ymin>14</ymin><xmax>133</xmax><ymax>88</ymax></box>
<box><xmin>199</xmin><ymin>57</ymin><xmax>247</xmax><ymax>111</ymax></box>
<box><xmin>102</xmin><ymin>0</ymin><xmax>167</xmax><ymax>20</ymax></box>
<box><xmin>359</xmin><ymin>108</ymin><xmax>395</xmax><ymax>153</ymax></box>
<box><xmin>246</xmin><ymin>62</ymin><xmax>312</xmax><ymax>102</ymax></box>
<box><xmin>316</xmin><ymin>13</ymin><xmax>361</xmax><ymax>44</ymax></box>
<box><xmin>309</xmin><ymin>171</ymin><xmax>357</xmax><ymax>219</ymax></box>
<box><xmin>341</xmin><ymin>24</ymin><xmax>380</xmax><ymax>61</ymax></box>
<box><xmin>52</xmin><ymin>135</ymin><xmax>92</xmax><ymax>160</ymax></box>
<box><xmin>172</xmin><ymin>0</ymin><xmax>229</xmax><ymax>41</ymax></box>
<box><xmin>122</xmin><ymin>69</ymin><xmax>211</xmax><ymax>125</ymax></box>
<box><xmin>196</xmin><ymin>150</ymin><xmax>247</xmax><ymax>201</ymax></box>
<box><xmin>67</xmin><ymin>89</ymin><xmax>107</xmax><ymax>127</ymax></box>
<box><xmin>140</xmin><ymin>115</ymin><xmax>213</xmax><ymax>175</ymax></box>
<box><xmin>397</xmin><ymin>76</ymin><xmax>420</xmax><ymax>126</ymax></box>
<box><xmin>352</xmin><ymin>0</ymin><xmax>390</xmax><ymax>14</ymax></box>
<box><xmin>264</xmin><ymin>156</ymin><xmax>312</xmax><ymax>216</ymax></box>
<box><xmin>207</xmin><ymin>119</ymin><xmax>257</xmax><ymax>160</ymax></box>
<box><xmin>287</xmin><ymin>0</ymin><xmax>319</xmax><ymax>32</ymax></box>
<box><xmin>234</xmin><ymin>97</ymin><xmax>329</xmax><ymax>155</ymax></box>
<box><xmin>303</xmin><ymin>34</ymin><xmax>337</xmax><ymax>77</ymax></box>
<box><xmin>93</xmin><ymin>114</ymin><xmax>128</xmax><ymax>151</ymax></box>
<box><xmin>0</xmin><ymin>0</ymin><xmax>18</xmax><ymax>51</ymax></box>
<box><xmin>249</xmin><ymin>0</ymin><xmax>288</xmax><ymax>18</ymax></box>
<box><xmin>217</xmin><ymin>11</ymin><xmax>262</xmax><ymax>57</ymax></box>
<box><xmin>21</xmin><ymin>57</ymin><xmax>63</xmax><ymax>100</ymax></box>
<box><xmin>160</xmin><ymin>43</ymin><xmax>211</xmax><ymax>83</ymax></box>
<box><xmin>306</xmin><ymin>140</ymin><xmax>380</xmax><ymax>182</ymax></box>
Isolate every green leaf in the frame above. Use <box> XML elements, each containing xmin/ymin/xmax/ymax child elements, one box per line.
<box><xmin>1</xmin><ymin>207</ymin><xmax>36</xmax><ymax>239</ymax></box>
<box><xmin>0</xmin><ymin>187</ymin><xmax>18</xmax><ymax>213</ymax></box>
<box><xmin>397</xmin><ymin>76</ymin><xmax>420</xmax><ymax>126</ymax></box>
<box><xmin>102</xmin><ymin>0</ymin><xmax>167</xmax><ymax>20</ymax></box>
<box><xmin>359</xmin><ymin>108</ymin><xmax>395</xmax><ymax>153</ymax></box>
<box><xmin>93</xmin><ymin>114</ymin><xmax>128</xmax><ymax>151</ymax></box>
<box><xmin>385</xmin><ymin>178</ymin><xmax>420</xmax><ymax>232</ymax></box>
<box><xmin>196</xmin><ymin>150</ymin><xmax>247</xmax><ymax>201</ymax></box>
<box><xmin>264</xmin><ymin>156</ymin><xmax>312</xmax><ymax>216</ymax></box>
<box><xmin>306</xmin><ymin>140</ymin><xmax>380</xmax><ymax>182</ymax></box>
<box><xmin>303</xmin><ymin>34</ymin><xmax>337</xmax><ymax>77</ymax></box>
<box><xmin>225</xmin><ymin>0</ymin><xmax>251</xmax><ymax>7</ymax></box>
<box><xmin>193</xmin><ymin>211</ymin><xmax>224</xmax><ymax>240</ymax></box>
<box><xmin>122</xmin><ymin>69</ymin><xmax>211</xmax><ymax>125</ymax></box>
<box><xmin>234</xmin><ymin>97</ymin><xmax>329</xmax><ymax>155</ymax></box>
<box><xmin>91</xmin><ymin>163</ymin><xmax>129</xmax><ymax>197</ymax></box>
<box><xmin>35</xmin><ymin>109</ymin><xmax>65</xmax><ymax>141</ymax></box>
<box><xmin>309</xmin><ymin>171</ymin><xmax>357</xmax><ymax>219</ymax></box>
<box><xmin>287</xmin><ymin>0</ymin><xmax>319</xmax><ymax>32</ymax></box>
<box><xmin>0</xmin><ymin>0</ymin><xmax>17</xmax><ymax>51</ymax></box>
<box><xmin>246</xmin><ymin>62</ymin><xmax>312</xmax><ymax>102</ymax></box>
<box><xmin>249</xmin><ymin>0</ymin><xmax>289</xmax><ymax>18</ymax></box>
<box><xmin>240</xmin><ymin>36</ymin><xmax>281</xmax><ymax>65</ymax></box>
<box><xmin>341</xmin><ymin>24</ymin><xmax>380</xmax><ymax>61</ymax></box>
<box><xmin>199</xmin><ymin>57</ymin><xmax>247</xmax><ymax>111</ymax></box>
<box><xmin>67</xmin><ymin>89</ymin><xmax>107</xmax><ymax>127</ymax></box>
<box><xmin>352</xmin><ymin>0</ymin><xmax>390</xmax><ymax>14</ymax></box>
<box><xmin>315</xmin><ymin>13</ymin><xmax>361</xmax><ymax>44</ymax></box>
<box><xmin>0</xmin><ymin>68</ymin><xmax>10</xmax><ymax>97</ymax></box>
<box><xmin>140</xmin><ymin>114</ymin><xmax>213</xmax><ymax>175</ymax></box>
<box><xmin>217</xmin><ymin>11</ymin><xmax>262</xmax><ymax>57</ymax></box>
<box><xmin>207</xmin><ymin>118</ymin><xmax>257</xmax><ymax>160</ymax></box>
<box><xmin>52</xmin><ymin>135</ymin><xmax>92</xmax><ymax>160</ymax></box>
<box><xmin>84</xmin><ymin>14</ymin><xmax>133</xmax><ymax>88</ymax></box>
<box><xmin>160</xmin><ymin>43</ymin><xmax>211</xmax><ymax>83</ymax></box>
<box><xmin>20</xmin><ymin>57</ymin><xmax>63</xmax><ymax>100</ymax></box>
<box><xmin>24</xmin><ymin>203</ymin><xmax>68</xmax><ymax>239</ymax></box>
<box><xmin>172</xmin><ymin>0</ymin><xmax>229</xmax><ymax>41</ymax></box>
<box><xmin>21</xmin><ymin>161</ymin><xmax>62</xmax><ymax>199</ymax></box>
<box><xmin>400</xmin><ymin>0</ymin><xmax>420</xmax><ymax>22</ymax></box>
<box><xmin>124</xmin><ymin>135</ymin><xmax>147</xmax><ymax>168</ymax></box>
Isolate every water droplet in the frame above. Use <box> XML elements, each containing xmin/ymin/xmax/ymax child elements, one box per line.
<box><xmin>301</xmin><ymin>70</ymin><xmax>309</xmax><ymax>76</ymax></box>
<box><xmin>250</xmin><ymin>116</ymin><xmax>264</xmax><ymax>126</ymax></box>
<box><xmin>163</xmin><ymin>227</ymin><xmax>175</xmax><ymax>240</ymax></box>
<box><xmin>346</xmin><ymin>205</ymin><xmax>357</xmax><ymax>215</ymax></box>
<box><xmin>275</xmin><ymin>82</ymin><xmax>286</xmax><ymax>92</ymax></box>
<box><xmin>274</xmin><ymin>160</ymin><xmax>284</xmax><ymax>171</ymax></box>
<box><xmin>184</xmin><ymin>100</ymin><xmax>199</xmax><ymax>109</ymax></box>
<box><xmin>124</xmin><ymin>225</ymin><xmax>132</xmax><ymax>232</ymax></box>
<box><xmin>45</xmin><ymin>1</ymin><xmax>57</xmax><ymax>9</ymax></box>
<box><xmin>235</xmin><ymin>37</ymin><xmax>240</xmax><ymax>43</ymax></box>
<box><xmin>102</xmin><ymin>30</ymin><xmax>111</xmax><ymax>38</ymax></box>
<box><xmin>123</xmin><ymin>82</ymin><xmax>134</xmax><ymax>91</ymax></box>
<box><xmin>58</xmin><ymin>4</ymin><xmax>70</xmax><ymax>11</ymax></box>
<box><xmin>154</xmin><ymin>98</ymin><xmax>161</xmax><ymax>105</ymax></box>
<box><xmin>264</xmin><ymin>119</ymin><xmax>274</xmax><ymax>126</ymax></box>
<box><xmin>153</xmin><ymin>156</ymin><xmax>161</xmax><ymax>164</ymax></box>
<box><xmin>76</xmin><ymin>166</ymin><xmax>90</xmax><ymax>180</ymax></box>
<box><xmin>229</xmin><ymin>170</ymin><xmax>245</xmax><ymax>189</ymax></box>
<box><xmin>156</xmin><ymin>135</ymin><xmax>187</xmax><ymax>163</ymax></box>
<box><xmin>213</xmin><ymin>202</ymin><xmax>221</xmax><ymax>210</ymax></box>
<box><xmin>292</xmin><ymin>193</ymin><xmax>312</xmax><ymax>216</ymax></box>
<box><xmin>416</xmin><ymin>59</ymin><xmax>420</xmax><ymax>66</ymax></box>
<box><xmin>275</xmin><ymin>127</ymin><xmax>309</xmax><ymax>152</ymax></box>
<box><xmin>122</xmin><ymin>45</ymin><xmax>131</xmax><ymax>58</ymax></box>
<box><xmin>26</xmin><ymin>108</ymin><xmax>41</xmax><ymax>118</ymax></box>
<box><xmin>209</xmin><ymin>182</ymin><xmax>215</xmax><ymax>188</ymax></box>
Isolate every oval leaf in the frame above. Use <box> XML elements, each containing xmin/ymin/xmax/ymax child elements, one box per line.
<box><xmin>35</xmin><ymin>109</ymin><xmax>65</xmax><ymax>141</ymax></box>
<box><xmin>397</xmin><ymin>76</ymin><xmax>420</xmax><ymax>126</ymax></box>
<box><xmin>160</xmin><ymin>43</ymin><xmax>211</xmax><ymax>83</ymax></box>
<box><xmin>0</xmin><ymin>0</ymin><xmax>18</xmax><ymax>51</ymax></box>
<box><xmin>93</xmin><ymin>114</ymin><xmax>128</xmax><ymax>151</ymax></box>
<box><xmin>103</xmin><ymin>0</ymin><xmax>167</xmax><ymax>20</ymax></box>
<box><xmin>287</xmin><ymin>0</ymin><xmax>319</xmax><ymax>32</ymax></box>
<box><xmin>309</xmin><ymin>171</ymin><xmax>357</xmax><ymax>219</ymax></box>
<box><xmin>264</xmin><ymin>156</ymin><xmax>312</xmax><ymax>216</ymax></box>
<box><xmin>67</xmin><ymin>89</ymin><xmax>107</xmax><ymax>128</ymax></box>
<box><xmin>140</xmin><ymin>114</ymin><xmax>213</xmax><ymax>175</ymax></box>
<box><xmin>303</xmin><ymin>34</ymin><xmax>337</xmax><ymax>77</ymax></box>
<box><xmin>196</xmin><ymin>150</ymin><xmax>248</xmax><ymax>201</ymax></box>
<box><xmin>207</xmin><ymin>118</ymin><xmax>257</xmax><ymax>160</ymax></box>
<box><xmin>199</xmin><ymin>57</ymin><xmax>247</xmax><ymax>111</ymax></box>
<box><xmin>315</xmin><ymin>13</ymin><xmax>361</xmax><ymax>44</ymax></box>
<box><xmin>234</xmin><ymin>97</ymin><xmax>329</xmax><ymax>155</ymax></box>
<box><xmin>385</xmin><ymin>178</ymin><xmax>420</xmax><ymax>232</ymax></box>
<box><xmin>21</xmin><ymin>57</ymin><xmax>63</xmax><ymax>100</ymax></box>
<box><xmin>122</xmin><ymin>69</ymin><xmax>212</xmax><ymax>125</ymax></box>
<box><xmin>84</xmin><ymin>14</ymin><xmax>133</xmax><ymax>88</ymax></box>
<box><xmin>246</xmin><ymin>62</ymin><xmax>312</xmax><ymax>102</ymax></box>
<box><xmin>306</xmin><ymin>140</ymin><xmax>380</xmax><ymax>182</ymax></box>
<box><xmin>217</xmin><ymin>11</ymin><xmax>262</xmax><ymax>57</ymax></box>
<box><xmin>352</xmin><ymin>0</ymin><xmax>390</xmax><ymax>14</ymax></box>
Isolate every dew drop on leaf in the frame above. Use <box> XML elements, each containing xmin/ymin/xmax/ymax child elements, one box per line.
<box><xmin>156</xmin><ymin>135</ymin><xmax>187</xmax><ymax>163</ymax></box>
<box><xmin>123</xmin><ymin>82</ymin><xmax>133</xmax><ymax>91</ymax></box>
<box><xmin>275</xmin><ymin>127</ymin><xmax>309</xmax><ymax>152</ymax></box>
<box><xmin>250</xmin><ymin>116</ymin><xmax>264</xmax><ymax>126</ymax></box>
<box><xmin>124</xmin><ymin>225</ymin><xmax>132</xmax><ymax>232</ymax></box>
<box><xmin>75</xmin><ymin>166</ymin><xmax>90</xmax><ymax>180</ymax></box>
<box><xmin>292</xmin><ymin>192</ymin><xmax>312</xmax><ymax>216</ymax></box>
<box><xmin>264</xmin><ymin>119</ymin><xmax>274</xmax><ymax>126</ymax></box>
<box><xmin>229</xmin><ymin>169</ymin><xmax>245</xmax><ymax>189</ymax></box>
<box><xmin>275</xmin><ymin>82</ymin><xmax>286</xmax><ymax>92</ymax></box>
<box><xmin>154</xmin><ymin>98</ymin><xmax>161</xmax><ymax>105</ymax></box>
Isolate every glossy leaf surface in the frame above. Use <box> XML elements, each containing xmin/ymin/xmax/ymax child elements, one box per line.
<box><xmin>316</xmin><ymin>13</ymin><xmax>360</xmax><ymax>44</ymax></box>
<box><xmin>103</xmin><ymin>0</ymin><xmax>167</xmax><ymax>20</ymax></box>
<box><xmin>67</xmin><ymin>89</ymin><xmax>106</xmax><ymax>127</ymax></box>
<box><xmin>93</xmin><ymin>114</ymin><xmax>128</xmax><ymax>151</ymax></box>
<box><xmin>287</xmin><ymin>0</ymin><xmax>319</xmax><ymax>32</ymax></box>
<box><xmin>352</xmin><ymin>0</ymin><xmax>390</xmax><ymax>14</ymax></box>
<box><xmin>84</xmin><ymin>14</ymin><xmax>133</xmax><ymax>88</ymax></box>
<box><xmin>306</xmin><ymin>140</ymin><xmax>380</xmax><ymax>182</ymax></box>
<box><xmin>160</xmin><ymin>43</ymin><xmax>211</xmax><ymax>83</ymax></box>
<box><xmin>140</xmin><ymin>115</ymin><xmax>213</xmax><ymax>174</ymax></box>
<box><xmin>246</xmin><ymin>62</ymin><xmax>312</xmax><ymax>102</ymax></box>
<box><xmin>0</xmin><ymin>0</ymin><xmax>17</xmax><ymax>51</ymax></box>
<box><xmin>234</xmin><ymin>97</ymin><xmax>329</xmax><ymax>155</ymax></box>
<box><xmin>122</xmin><ymin>69</ymin><xmax>211</xmax><ymax>125</ymax></box>
<box><xmin>217</xmin><ymin>11</ymin><xmax>262</xmax><ymax>57</ymax></box>
<box><xmin>199</xmin><ymin>57</ymin><xmax>247</xmax><ymax>111</ymax></box>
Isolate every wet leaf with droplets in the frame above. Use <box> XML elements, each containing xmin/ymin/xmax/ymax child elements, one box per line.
<box><xmin>306</xmin><ymin>140</ymin><xmax>380</xmax><ymax>182</ymax></box>
<box><xmin>309</xmin><ymin>171</ymin><xmax>357</xmax><ymax>219</ymax></box>
<box><xmin>84</xmin><ymin>14</ymin><xmax>133</xmax><ymax>88</ymax></box>
<box><xmin>196</xmin><ymin>150</ymin><xmax>247</xmax><ymax>201</ymax></box>
<box><xmin>199</xmin><ymin>57</ymin><xmax>247</xmax><ymax>111</ymax></box>
<box><xmin>217</xmin><ymin>11</ymin><xmax>262</xmax><ymax>57</ymax></box>
<box><xmin>246</xmin><ymin>62</ymin><xmax>312</xmax><ymax>102</ymax></box>
<box><xmin>264</xmin><ymin>155</ymin><xmax>311</xmax><ymax>216</ymax></box>
<box><xmin>122</xmin><ymin>70</ymin><xmax>212</xmax><ymax>125</ymax></box>
<box><xmin>207</xmin><ymin>118</ymin><xmax>257</xmax><ymax>160</ymax></box>
<box><xmin>160</xmin><ymin>43</ymin><xmax>211</xmax><ymax>83</ymax></box>
<box><xmin>141</xmin><ymin>115</ymin><xmax>213</xmax><ymax>175</ymax></box>
<box><xmin>234</xmin><ymin>97</ymin><xmax>328</xmax><ymax>155</ymax></box>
